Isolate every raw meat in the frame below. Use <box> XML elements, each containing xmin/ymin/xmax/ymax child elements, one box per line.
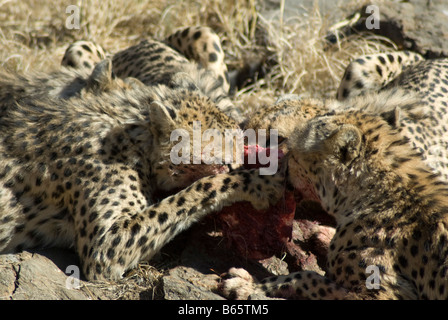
<box><xmin>216</xmin><ymin>145</ymin><xmax>297</xmax><ymax>259</ymax></box>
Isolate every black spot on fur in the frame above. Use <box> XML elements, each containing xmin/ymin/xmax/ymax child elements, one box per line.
<box><xmin>209</xmin><ymin>53</ymin><xmax>218</xmax><ymax>63</ymax></box>
<box><xmin>376</xmin><ymin>65</ymin><xmax>383</xmax><ymax>77</ymax></box>
<box><xmin>81</xmin><ymin>44</ymin><xmax>93</xmax><ymax>53</ymax></box>
<box><xmin>193</xmin><ymin>31</ymin><xmax>201</xmax><ymax>40</ymax></box>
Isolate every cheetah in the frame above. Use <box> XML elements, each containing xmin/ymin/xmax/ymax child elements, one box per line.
<box><xmin>220</xmin><ymin>53</ymin><xmax>448</xmax><ymax>299</ymax></box>
<box><xmin>61</xmin><ymin>26</ymin><xmax>242</xmax><ymax>122</ymax></box>
<box><xmin>0</xmin><ymin>43</ymin><xmax>285</xmax><ymax>281</ymax></box>
<box><xmin>246</xmin><ymin>52</ymin><xmax>448</xmax><ymax>182</ymax></box>
<box><xmin>222</xmin><ymin>107</ymin><xmax>448</xmax><ymax>300</ymax></box>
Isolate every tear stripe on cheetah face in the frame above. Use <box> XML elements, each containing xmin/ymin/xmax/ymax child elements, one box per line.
<box><xmin>3</xmin><ymin>60</ymin><xmax>240</xmax><ymax>192</ymax></box>
<box><xmin>260</xmin><ymin>89</ymin><xmax>431</xmax><ymax>210</ymax></box>
<box><xmin>249</xmin><ymin>58</ymin><xmax>448</xmax><ymax>184</ymax></box>
<box><xmin>0</xmin><ymin>59</ymin><xmax>285</xmax><ymax>280</ymax></box>
<box><xmin>335</xmin><ymin>55</ymin><xmax>448</xmax><ymax>183</ymax></box>
<box><xmin>245</xmin><ymin>88</ymin><xmax>428</xmax><ymax>161</ymax></box>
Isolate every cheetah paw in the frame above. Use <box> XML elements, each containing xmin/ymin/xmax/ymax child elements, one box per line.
<box><xmin>219</xmin><ymin>268</ymin><xmax>261</xmax><ymax>300</ymax></box>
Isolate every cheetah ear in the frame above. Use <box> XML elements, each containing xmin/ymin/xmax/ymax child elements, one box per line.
<box><xmin>149</xmin><ymin>101</ymin><xmax>178</xmax><ymax>135</ymax></box>
<box><xmin>329</xmin><ymin>124</ymin><xmax>362</xmax><ymax>163</ymax></box>
<box><xmin>86</xmin><ymin>59</ymin><xmax>114</xmax><ymax>91</ymax></box>
<box><xmin>123</xmin><ymin>77</ymin><xmax>145</xmax><ymax>88</ymax></box>
<box><xmin>380</xmin><ymin>106</ymin><xmax>401</xmax><ymax>128</ymax></box>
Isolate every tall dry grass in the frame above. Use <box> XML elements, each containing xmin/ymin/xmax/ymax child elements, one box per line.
<box><xmin>0</xmin><ymin>0</ymin><xmax>395</xmax><ymax>108</ymax></box>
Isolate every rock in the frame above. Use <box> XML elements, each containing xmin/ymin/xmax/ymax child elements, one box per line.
<box><xmin>260</xmin><ymin>0</ymin><xmax>350</xmax><ymax>22</ymax></box>
<box><xmin>0</xmin><ymin>250</ymin><xmax>159</xmax><ymax>300</ymax></box>
<box><xmin>257</xmin><ymin>256</ymin><xmax>289</xmax><ymax>276</ymax></box>
<box><xmin>0</xmin><ymin>251</ymin><xmax>95</xmax><ymax>300</ymax></box>
<box><xmin>332</xmin><ymin>0</ymin><xmax>448</xmax><ymax>58</ymax></box>
<box><xmin>161</xmin><ymin>266</ymin><xmax>225</xmax><ymax>300</ymax></box>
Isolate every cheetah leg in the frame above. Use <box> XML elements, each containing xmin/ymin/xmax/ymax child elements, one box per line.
<box><xmin>165</xmin><ymin>26</ymin><xmax>230</xmax><ymax>93</ymax></box>
<box><xmin>220</xmin><ymin>268</ymin><xmax>356</xmax><ymax>300</ymax></box>
<box><xmin>78</xmin><ymin>169</ymin><xmax>284</xmax><ymax>281</ymax></box>
<box><xmin>336</xmin><ymin>51</ymin><xmax>424</xmax><ymax>100</ymax></box>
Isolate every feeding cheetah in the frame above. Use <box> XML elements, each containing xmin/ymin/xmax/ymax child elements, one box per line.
<box><xmin>220</xmin><ymin>53</ymin><xmax>448</xmax><ymax>299</ymax></box>
<box><xmin>246</xmin><ymin>52</ymin><xmax>448</xmax><ymax>182</ymax></box>
<box><xmin>0</xmin><ymin>28</ymin><xmax>285</xmax><ymax>281</ymax></box>
<box><xmin>222</xmin><ymin>108</ymin><xmax>448</xmax><ymax>299</ymax></box>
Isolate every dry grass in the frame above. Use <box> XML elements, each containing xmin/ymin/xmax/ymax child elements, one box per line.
<box><xmin>81</xmin><ymin>262</ymin><xmax>165</xmax><ymax>300</ymax></box>
<box><xmin>233</xmin><ymin>1</ymin><xmax>396</xmax><ymax>113</ymax></box>
<box><xmin>0</xmin><ymin>0</ymin><xmax>396</xmax><ymax>104</ymax></box>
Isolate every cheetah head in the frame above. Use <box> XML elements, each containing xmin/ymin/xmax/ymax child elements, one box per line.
<box><xmin>287</xmin><ymin>110</ymin><xmax>420</xmax><ymax>217</ymax></box>
<box><xmin>148</xmin><ymin>88</ymin><xmax>243</xmax><ymax>192</ymax></box>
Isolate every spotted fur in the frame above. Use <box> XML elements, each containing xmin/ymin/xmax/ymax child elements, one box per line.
<box><xmin>222</xmin><ymin>109</ymin><xmax>448</xmax><ymax>299</ymax></box>
<box><xmin>61</xmin><ymin>40</ymin><xmax>108</xmax><ymax>72</ymax></box>
<box><xmin>222</xmin><ymin>54</ymin><xmax>448</xmax><ymax>299</ymax></box>
<box><xmin>248</xmin><ymin>54</ymin><xmax>448</xmax><ymax>182</ymax></box>
<box><xmin>0</xmin><ymin>57</ymin><xmax>284</xmax><ymax>281</ymax></box>
<box><xmin>61</xmin><ymin>27</ymin><xmax>241</xmax><ymax>121</ymax></box>
<box><xmin>336</xmin><ymin>51</ymin><xmax>424</xmax><ymax>100</ymax></box>
<box><xmin>165</xmin><ymin>26</ymin><xmax>230</xmax><ymax>93</ymax></box>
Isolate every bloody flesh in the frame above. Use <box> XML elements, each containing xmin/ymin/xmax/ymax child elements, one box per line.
<box><xmin>216</xmin><ymin>145</ymin><xmax>296</xmax><ymax>259</ymax></box>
